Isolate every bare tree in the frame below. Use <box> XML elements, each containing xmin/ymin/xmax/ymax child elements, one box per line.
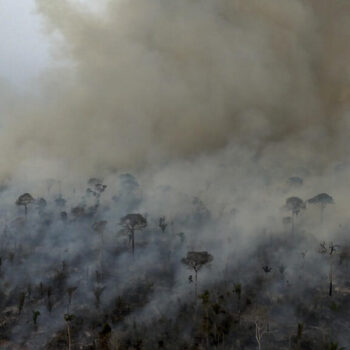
<box><xmin>245</xmin><ymin>306</ymin><xmax>269</xmax><ymax>350</ymax></box>
<box><xmin>308</xmin><ymin>193</ymin><xmax>334</xmax><ymax>223</ymax></box>
<box><xmin>119</xmin><ymin>213</ymin><xmax>147</xmax><ymax>256</ymax></box>
<box><xmin>182</xmin><ymin>251</ymin><xmax>213</xmax><ymax>297</ymax></box>
<box><xmin>285</xmin><ymin>197</ymin><xmax>305</xmax><ymax>234</ymax></box>
<box><xmin>319</xmin><ymin>241</ymin><xmax>339</xmax><ymax>296</ymax></box>
<box><xmin>16</xmin><ymin>193</ymin><xmax>34</xmax><ymax>216</ymax></box>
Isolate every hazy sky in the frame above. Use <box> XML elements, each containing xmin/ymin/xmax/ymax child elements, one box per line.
<box><xmin>0</xmin><ymin>0</ymin><xmax>51</xmax><ymax>89</ymax></box>
<box><xmin>0</xmin><ymin>0</ymin><xmax>105</xmax><ymax>90</ymax></box>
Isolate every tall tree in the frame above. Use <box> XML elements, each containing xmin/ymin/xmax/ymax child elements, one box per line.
<box><xmin>16</xmin><ymin>193</ymin><xmax>34</xmax><ymax>216</ymax></box>
<box><xmin>319</xmin><ymin>241</ymin><xmax>339</xmax><ymax>296</ymax></box>
<box><xmin>119</xmin><ymin>213</ymin><xmax>147</xmax><ymax>256</ymax></box>
<box><xmin>308</xmin><ymin>193</ymin><xmax>334</xmax><ymax>223</ymax></box>
<box><xmin>182</xmin><ymin>251</ymin><xmax>213</xmax><ymax>297</ymax></box>
<box><xmin>285</xmin><ymin>197</ymin><xmax>305</xmax><ymax>234</ymax></box>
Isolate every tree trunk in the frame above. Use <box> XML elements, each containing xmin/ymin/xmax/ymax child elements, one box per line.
<box><xmin>255</xmin><ymin>324</ymin><xmax>262</xmax><ymax>350</ymax></box>
<box><xmin>194</xmin><ymin>269</ymin><xmax>198</xmax><ymax>298</ymax></box>
<box><xmin>131</xmin><ymin>229</ymin><xmax>135</xmax><ymax>256</ymax></box>
<box><xmin>329</xmin><ymin>255</ymin><xmax>333</xmax><ymax>296</ymax></box>
<box><xmin>66</xmin><ymin>322</ymin><xmax>71</xmax><ymax>350</ymax></box>
<box><xmin>99</xmin><ymin>232</ymin><xmax>104</xmax><ymax>268</ymax></box>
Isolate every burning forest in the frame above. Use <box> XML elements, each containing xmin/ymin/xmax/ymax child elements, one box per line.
<box><xmin>1</xmin><ymin>0</ymin><xmax>350</xmax><ymax>349</ymax></box>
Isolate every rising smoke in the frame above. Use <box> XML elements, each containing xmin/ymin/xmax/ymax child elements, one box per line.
<box><xmin>0</xmin><ymin>0</ymin><xmax>349</xmax><ymax>182</ymax></box>
<box><xmin>1</xmin><ymin>0</ymin><xmax>350</xmax><ymax>348</ymax></box>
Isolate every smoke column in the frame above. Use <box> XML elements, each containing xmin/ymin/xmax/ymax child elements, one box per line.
<box><xmin>0</xmin><ymin>0</ymin><xmax>349</xmax><ymax>182</ymax></box>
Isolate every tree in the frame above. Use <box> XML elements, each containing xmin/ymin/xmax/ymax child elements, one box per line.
<box><xmin>35</xmin><ymin>198</ymin><xmax>47</xmax><ymax>213</ymax></box>
<box><xmin>16</xmin><ymin>193</ymin><xmax>34</xmax><ymax>216</ymax></box>
<box><xmin>87</xmin><ymin>182</ymin><xmax>107</xmax><ymax>200</ymax></box>
<box><xmin>119</xmin><ymin>214</ymin><xmax>147</xmax><ymax>256</ymax></box>
<box><xmin>282</xmin><ymin>216</ymin><xmax>292</xmax><ymax>233</ymax></box>
<box><xmin>296</xmin><ymin>323</ymin><xmax>303</xmax><ymax>350</ymax></box>
<box><xmin>307</xmin><ymin>193</ymin><xmax>334</xmax><ymax>223</ymax></box>
<box><xmin>182</xmin><ymin>251</ymin><xmax>213</xmax><ymax>297</ymax></box>
<box><xmin>285</xmin><ymin>197</ymin><xmax>305</xmax><ymax>234</ymax></box>
<box><xmin>159</xmin><ymin>216</ymin><xmax>168</xmax><ymax>233</ymax></box>
<box><xmin>32</xmin><ymin>310</ymin><xmax>40</xmax><ymax>331</ymax></box>
<box><xmin>287</xmin><ymin>176</ymin><xmax>303</xmax><ymax>187</ymax></box>
<box><xmin>245</xmin><ymin>306</ymin><xmax>269</xmax><ymax>350</ymax></box>
<box><xmin>319</xmin><ymin>241</ymin><xmax>339</xmax><ymax>296</ymax></box>
<box><xmin>234</xmin><ymin>283</ymin><xmax>242</xmax><ymax>322</ymax></box>
<box><xmin>262</xmin><ymin>265</ymin><xmax>272</xmax><ymax>273</ymax></box>
<box><xmin>64</xmin><ymin>313</ymin><xmax>74</xmax><ymax>350</ymax></box>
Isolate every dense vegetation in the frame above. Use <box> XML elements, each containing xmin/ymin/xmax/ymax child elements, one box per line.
<box><xmin>0</xmin><ymin>174</ymin><xmax>349</xmax><ymax>349</ymax></box>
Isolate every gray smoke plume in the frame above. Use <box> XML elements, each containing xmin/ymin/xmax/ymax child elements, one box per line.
<box><xmin>1</xmin><ymin>1</ymin><xmax>350</xmax><ymax>348</ymax></box>
<box><xmin>0</xmin><ymin>0</ymin><xmax>349</xmax><ymax>182</ymax></box>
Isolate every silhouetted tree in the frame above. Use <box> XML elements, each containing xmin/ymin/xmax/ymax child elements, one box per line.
<box><xmin>296</xmin><ymin>323</ymin><xmax>303</xmax><ymax>350</ymax></box>
<box><xmin>182</xmin><ymin>251</ymin><xmax>213</xmax><ymax>297</ymax></box>
<box><xmin>234</xmin><ymin>283</ymin><xmax>242</xmax><ymax>322</ymax></box>
<box><xmin>308</xmin><ymin>193</ymin><xmax>334</xmax><ymax>223</ymax></box>
<box><xmin>32</xmin><ymin>310</ymin><xmax>40</xmax><ymax>331</ymax></box>
<box><xmin>262</xmin><ymin>265</ymin><xmax>272</xmax><ymax>273</ymax></box>
<box><xmin>16</xmin><ymin>193</ymin><xmax>34</xmax><ymax>216</ymax></box>
<box><xmin>120</xmin><ymin>214</ymin><xmax>147</xmax><ymax>256</ymax></box>
<box><xmin>319</xmin><ymin>241</ymin><xmax>339</xmax><ymax>296</ymax></box>
<box><xmin>285</xmin><ymin>197</ymin><xmax>305</xmax><ymax>234</ymax></box>
<box><xmin>159</xmin><ymin>216</ymin><xmax>168</xmax><ymax>233</ymax></box>
<box><xmin>64</xmin><ymin>313</ymin><xmax>74</xmax><ymax>350</ymax></box>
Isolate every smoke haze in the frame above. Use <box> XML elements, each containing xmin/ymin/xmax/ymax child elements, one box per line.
<box><xmin>1</xmin><ymin>1</ymin><xmax>350</xmax><ymax>348</ymax></box>
<box><xmin>0</xmin><ymin>0</ymin><xmax>349</xmax><ymax>181</ymax></box>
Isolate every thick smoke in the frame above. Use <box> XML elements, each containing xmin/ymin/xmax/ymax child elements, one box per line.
<box><xmin>0</xmin><ymin>0</ymin><xmax>349</xmax><ymax>181</ymax></box>
<box><xmin>1</xmin><ymin>0</ymin><xmax>350</xmax><ymax>348</ymax></box>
